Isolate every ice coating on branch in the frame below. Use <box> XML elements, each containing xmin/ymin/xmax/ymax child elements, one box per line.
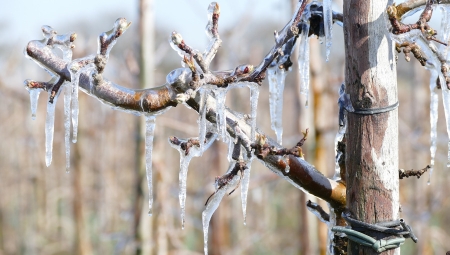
<box><xmin>98</xmin><ymin>18</ymin><xmax>131</xmax><ymax>56</ymax></box>
<box><xmin>45</xmin><ymin>93</ymin><xmax>58</xmax><ymax>167</ymax></box>
<box><xmin>42</xmin><ymin>25</ymin><xmax>56</xmax><ymax>40</ymax></box>
<box><xmin>306</xmin><ymin>200</ymin><xmax>329</xmax><ymax>224</ymax></box>
<box><xmin>28</xmin><ymin>89</ymin><xmax>41</xmax><ymax>120</ymax></box>
<box><xmin>205</xmin><ymin>2</ymin><xmax>219</xmax><ymax>40</ymax></box>
<box><xmin>389</xmin><ymin>29</ymin><xmax>423</xmax><ymax>44</ymax></box>
<box><xmin>298</xmin><ymin>22</ymin><xmax>311</xmax><ymax>107</ymax></box>
<box><xmin>145</xmin><ymin>115</ymin><xmax>156</xmax><ymax>216</ymax></box>
<box><xmin>202</xmin><ymin>174</ymin><xmax>240</xmax><ymax>255</ymax></box>
<box><xmin>69</xmin><ymin>56</ymin><xmax>96</xmax><ymax>143</ymax></box>
<box><xmin>247</xmin><ymin>82</ymin><xmax>260</xmax><ymax>142</ymax></box>
<box><xmin>169</xmin><ymin>31</ymin><xmax>188</xmax><ymax>61</ymax></box>
<box><xmin>166</xmin><ymin>68</ymin><xmax>189</xmax><ymax>85</ymax></box>
<box><xmin>281</xmin><ymin>156</ymin><xmax>290</xmax><ymax>173</ymax></box>
<box><xmin>268</xmin><ymin>66</ymin><xmax>286</xmax><ymax>145</ymax></box>
<box><xmin>429</xmin><ymin>71</ymin><xmax>439</xmax><ymax>184</ymax></box>
<box><xmin>64</xmin><ymin>84</ymin><xmax>72</xmax><ymax>172</ymax></box>
<box><xmin>323</xmin><ymin>0</ymin><xmax>333</xmax><ymax>61</ymax></box>
<box><xmin>400</xmin><ymin>6</ymin><xmax>425</xmax><ymax>21</ymax></box>
<box><xmin>240</xmin><ymin>156</ymin><xmax>253</xmax><ymax>225</ymax></box>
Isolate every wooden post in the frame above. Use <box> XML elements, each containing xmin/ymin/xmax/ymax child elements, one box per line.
<box><xmin>344</xmin><ymin>0</ymin><xmax>399</xmax><ymax>254</ymax></box>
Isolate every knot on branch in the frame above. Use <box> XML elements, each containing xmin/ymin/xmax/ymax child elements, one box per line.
<box><xmin>169</xmin><ymin>136</ymin><xmax>201</xmax><ymax>156</ymax></box>
<box><xmin>205</xmin><ymin>161</ymin><xmax>247</xmax><ymax>206</ymax></box>
<box><xmin>251</xmin><ymin>129</ymin><xmax>309</xmax><ymax>160</ymax></box>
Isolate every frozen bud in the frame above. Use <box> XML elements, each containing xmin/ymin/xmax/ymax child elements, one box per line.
<box><xmin>442</xmin><ymin>63</ymin><xmax>449</xmax><ymax>74</ymax></box>
<box><xmin>42</xmin><ymin>25</ymin><xmax>56</xmax><ymax>38</ymax></box>
<box><xmin>114</xmin><ymin>18</ymin><xmax>131</xmax><ymax>34</ymax></box>
<box><xmin>232</xmin><ymin>64</ymin><xmax>254</xmax><ymax>76</ymax></box>
<box><xmin>386</xmin><ymin>5</ymin><xmax>397</xmax><ymax>18</ymax></box>
<box><xmin>171</xmin><ymin>31</ymin><xmax>183</xmax><ymax>46</ymax></box>
<box><xmin>24</xmin><ymin>79</ymin><xmax>43</xmax><ymax>89</ymax></box>
<box><xmin>212</xmin><ymin>2</ymin><xmax>220</xmax><ymax>15</ymax></box>
<box><xmin>70</xmin><ymin>33</ymin><xmax>77</xmax><ymax>42</ymax></box>
<box><xmin>257</xmin><ymin>134</ymin><xmax>267</xmax><ymax>147</ymax></box>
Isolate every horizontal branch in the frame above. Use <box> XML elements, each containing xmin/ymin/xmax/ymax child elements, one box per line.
<box><xmin>26</xmin><ymin>40</ymin><xmax>177</xmax><ymax>114</ymax></box>
<box><xmin>185</xmin><ymin>94</ymin><xmax>346</xmax><ymax>209</ymax></box>
<box><xmin>24</xmin><ymin>0</ymin><xmax>347</xmax><ymax>209</ymax></box>
<box><xmin>394</xmin><ymin>0</ymin><xmax>450</xmax><ymax>20</ymax></box>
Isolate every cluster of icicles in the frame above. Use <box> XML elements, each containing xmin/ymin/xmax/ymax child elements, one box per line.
<box><xmin>23</xmin><ymin>1</ymin><xmax>344</xmax><ymax>254</ymax></box>
<box><xmin>390</xmin><ymin>5</ymin><xmax>450</xmax><ymax>184</ymax></box>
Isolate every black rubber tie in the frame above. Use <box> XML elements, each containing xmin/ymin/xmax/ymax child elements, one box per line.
<box><xmin>351</xmin><ymin>101</ymin><xmax>399</xmax><ymax>115</ymax></box>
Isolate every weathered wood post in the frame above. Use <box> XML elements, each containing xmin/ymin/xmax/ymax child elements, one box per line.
<box><xmin>344</xmin><ymin>0</ymin><xmax>399</xmax><ymax>254</ymax></box>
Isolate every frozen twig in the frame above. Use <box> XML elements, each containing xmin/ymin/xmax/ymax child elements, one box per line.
<box><xmin>306</xmin><ymin>199</ymin><xmax>330</xmax><ymax>223</ymax></box>
<box><xmin>399</xmin><ymin>165</ymin><xmax>430</xmax><ymax>179</ymax></box>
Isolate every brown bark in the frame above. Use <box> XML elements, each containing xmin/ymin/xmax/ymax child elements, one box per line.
<box><xmin>344</xmin><ymin>0</ymin><xmax>399</xmax><ymax>254</ymax></box>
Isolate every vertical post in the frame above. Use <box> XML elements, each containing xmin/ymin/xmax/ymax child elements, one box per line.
<box><xmin>343</xmin><ymin>0</ymin><xmax>399</xmax><ymax>254</ymax></box>
<box><xmin>291</xmin><ymin>0</ymin><xmax>314</xmax><ymax>254</ymax></box>
<box><xmin>134</xmin><ymin>0</ymin><xmax>155</xmax><ymax>254</ymax></box>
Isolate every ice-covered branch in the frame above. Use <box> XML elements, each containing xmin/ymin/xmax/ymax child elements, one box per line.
<box><xmin>181</xmin><ymin>91</ymin><xmax>346</xmax><ymax>209</ymax></box>
<box><xmin>24</xmin><ymin>2</ymin><xmax>346</xmax><ymax>211</ymax></box>
<box><xmin>393</xmin><ymin>0</ymin><xmax>450</xmax><ymax>20</ymax></box>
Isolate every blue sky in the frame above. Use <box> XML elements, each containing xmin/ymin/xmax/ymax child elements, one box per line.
<box><xmin>1</xmin><ymin>0</ymin><xmax>290</xmax><ymax>50</ymax></box>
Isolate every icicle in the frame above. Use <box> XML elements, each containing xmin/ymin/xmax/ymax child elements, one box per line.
<box><xmin>28</xmin><ymin>89</ymin><xmax>41</xmax><ymax>120</ymax></box>
<box><xmin>145</xmin><ymin>115</ymin><xmax>156</xmax><ymax>215</ymax></box>
<box><xmin>334</xmin><ymin>84</ymin><xmax>351</xmax><ymax>180</ymax></box>
<box><xmin>439</xmin><ymin>6</ymin><xmax>450</xmax><ymax>167</ymax></box>
<box><xmin>71</xmin><ymin>76</ymin><xmax>79</xmax><ymax>143</ymax></box>
<box><xmin>247</xmin><ymin>83</ymin><xmax>259</xmax><ymax>142</ymax></box>
<box><xmin>439</xmin><ymin>6</ymin><xmax>450</xmax><ymax>56</ymax></box>
<box><xmin>268</xmin><ymin>66</ymin><xmax>286</xmax><ymax>145</ymax></box>
<box><xmin>241</xmin><ymin>156</ymin><xmax>254</xmax><ymax>225</ymax></box>
<box><xmin>440</xmin><ymin>76</ymin><xmax>450</xmax><ymax>168</ymax></box>
<box><xmin>198</xmin><ymin>88</ymin><xmax>209</xmax><ymax>152</ymax></box>
<box><xmin>178</xmin><ymin>149</ymin><xmax>198</xmax><ymax>229</ymax></box>
<box><xmin>214</xmin><ymin>87</ymin><xmax>228</xmax><ymax>142</ymax></box>
<box><xmin>202</xmin><ymin>174</ymin><xmax>240</xmax><ymax>255</ymax></box>
<box><xmin>64</xmin><ymin>84</ymin><xmax>71</xmax><ymax>172</ymax></box>
<box><xmin>429</xmin><ymin>71</ymin><xmax>439</xmax><ymax>184</ymax></box>
<box><xmin>69</xmin><ymin>57</ymin><xmax>96</xmax><ymax>143</ymax></box>
<box><xmin>169</xmin><ymin>134</ymin><xmax>217</xmax><ymax>229</ymax></box>
<box><xmin>227</xmin><ymin>138</ymin><xmax>234</xmax><ymax>162</ymax></box>
<box><xmin>45</xmin><ymin>93</ymin><xmax>58</xmax><ymax>167</ymax></box>
<box><xmin>323</xmin><ymin>0</ymin><xmax>333</xmax><ymax>61</ymax></box>
<box><xmin>298</xmin><ymin>22</ymin><xmax>311</xmax><ymax>107</ymax></box>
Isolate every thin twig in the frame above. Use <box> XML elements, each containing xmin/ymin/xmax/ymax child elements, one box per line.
<box><xmin>399</xmin><ymin>165</ymin><xmax>430</xmax><ymax>179</ymax></box>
